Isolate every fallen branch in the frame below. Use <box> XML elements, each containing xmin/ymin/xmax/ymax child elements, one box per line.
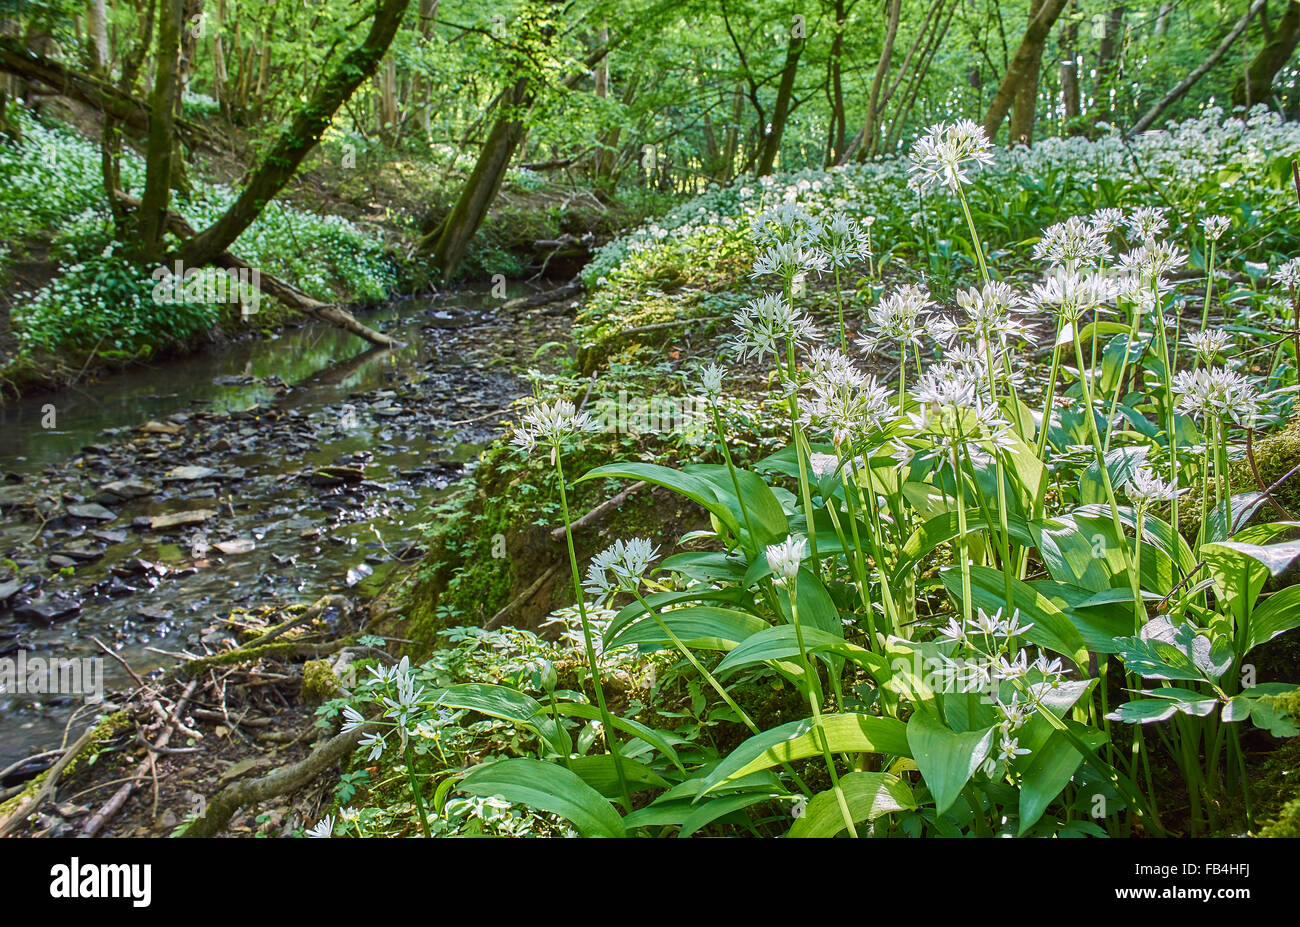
<box><xmin>81</xmin><ymin>679</ymin><xmax>200</xmax><ymax>837</ymax></box>
<box><xmin>501</xmin><ymin>280</ymin><xmax>584</xmax><ymax>313</ymax></box>
<box><xmin>550</xmin><ymin>481</ymin><xmax>648</xmax><ymax>540</ymax></box>
<box><xmin>485</xmin><ymin>564</ymin><xmax>560</xmax><ymax>630</ymax></box>
<box><xmin>179</xmin><ymin>723</ymin><xmax>376</xmax><ymax>838</ymax></box>
<box><xmin>176</xmin><ymin>640</ymin><xmax>347</xmax><ymax>678</ymax></box>
<box><xmin>114</xmin><ymin>192</ymin><xmax>400</xmax><ymax>349</ymax></box>
<box><xmin>245</xmin><ymin>595</ymin><xmax>351</xmax><ymax>649</ymax></box>
<box><xmin>0</xmin><ymin>722</ymin><xmax>101</xmax><ymax>837</ymax></box>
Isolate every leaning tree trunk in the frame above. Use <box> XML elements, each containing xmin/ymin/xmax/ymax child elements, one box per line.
<box><xmin>1060</xmin><ymin>0</ymin><xmax>1080</xmax><ymax>128</ymax></box>
<box><xmin>138</xmin><ymin>0</ymin><xmax>186</xmax><ymax>260</ymax></box>
<box><xmin>178</xmin><ymin>0</ymin><xmax>412</xmax><ymax>268</ymax></box>
<box><xmin>1129</xmin><ymin>0</ymin><xmax>1265</xmax><ymax>136</ymax></box>
<box><xmin>424</xmin><ymin>76</ymin><xmax>532</xmax><ymax>281</ymax></box>
<box><xmin>982</xmin><ymin>0</ymin><xmax>1068</xmax><ymax>145</ymax></box>
<box><xmin>1233</xmin><ymin>0</ymin><xmax>1300</xmax><ymax>109</ymax></box>
<box><xmin>754</xmin><ymin>31</ymin><xmax>803</xmax><ymax>176</ymax></box>
<box><xmin>87</xmin><ymin>0</ymin><xmax>110</xmax><ymax>75</ymax></box>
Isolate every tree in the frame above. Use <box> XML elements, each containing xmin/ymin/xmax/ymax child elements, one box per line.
<box><xmin>1234</xmin><ymin>0</ymin><xmax>1300</xmax><ymax>109</ymax></box>
<box><xmin>982</xmin><ymin>0</ymin><xmax>1068</xmax><ymax>146</ymax></box>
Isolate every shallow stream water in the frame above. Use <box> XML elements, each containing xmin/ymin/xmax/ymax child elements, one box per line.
<box><xmin>0</xmin><ymin>287</ymin><xmax>566</xmax><ymax>770</ymax></box>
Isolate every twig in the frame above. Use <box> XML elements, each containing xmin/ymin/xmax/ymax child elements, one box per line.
<box><xmin>88</xmin><ymin>635</ymin><xmax>148</xmax><ymax>691</ymax></box>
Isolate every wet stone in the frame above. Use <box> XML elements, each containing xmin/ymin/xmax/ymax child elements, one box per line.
<box><xmin>65</xmin><ymin>503</ymin><xmax>117</xmax><ymax>522</ymax></box>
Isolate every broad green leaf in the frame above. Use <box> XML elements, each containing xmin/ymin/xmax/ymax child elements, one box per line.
<box><xmin>565</xmin><ymin>755</ymin><xmax>672</xmax><ymax>797</ymax></box>
<box><xmin>606</xmin><ymin>605</ymin><xmax>768</xmax><ymax>652</ymax></box>
<box><xmin>458</xmin><ymin>758</ymin><xmax>625</xmax><ymax>837</ymax></box>
<box><xmin>437</xmin><ymin>683</ymin><xmax>570</xmax><ymax>756</ymax></box>
<box><xmin>787</xmin><ymin>772</ymin><xmax>916</xmax><ymax>837</ymax></box>
<box><xmin>714</xmin><ymin>624</ymin><xmax>887</xmax><ymax>678</ymax></box>
<box><xmin>578</xmin><ymin>462</ymin><xmax>740</xmax><ymax>538</ymax></box>
<box><xmin>1247</xmin><ymin>584</ymin><xmax>1300</xmax><ymax>653</ymax></box>
<box><xmin>552</xmin><ymin>702</ymin><xmax>686</xmax><ymax>772</ymax></box>
<box><xmin>701</xmin><ymin>713</ymin><xmax>910</xmax><ymax>795</ymax></box>
<box><xmin>906</xmin><ymin>711</ymin><xmax>995</xmax><ymax>815</ymax></box>
<box><xmin>1015</xmin><ymin>724</ymin><xmax>1106</xmax><ymax>834</ymax></box>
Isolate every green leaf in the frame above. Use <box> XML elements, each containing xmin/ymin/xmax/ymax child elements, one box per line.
<box><xmin>940</xmin><ymin>565</ymin><xmax>1089</xmax><ymax>669</ymax></box>
<box><xmin>787</xmin><ymin>772</ymin><xmax>917</xmax><ymax>837</ymax></box>
<box><xmin>437</xmin><ymin>683</ymin><xmax>570</xmax><ymax>756</ymax></box>
<box><xmin>1015</xmin><ymin>724</ymin><xmax>1106</xmax><ymax>834</ymax></box>
<box><xmin>714</xmin><ymin>624</ymin><xmax>887</xmax><ymax>678</ymax></box>
<box><xmin>1247</xmin><ymin>584</ymin><xmax>1300</xmax><ymax>653</ymax></box>
<box><xmin>701</xmin><ymin>713</ymin><xmax>910</xmax><ymax>795</ymax></box>
<box><xmin>906</xmin><ymin>711</ymin><xmax>995</xmax><ymax>815</ymax></box>
<box><xmin>578</xmin><ymin>462</ymin><xmax>741</xmax><ymax>539</ymax></box>
<box><xmin>458</xmin><ymin>758</ymin><xmax>625</xmax><ymax>837</ymax></box>
<box><xmin>565</xmin><ymin>755</ymin><xmax>672</xmax><ymax>798</ymax></box>
<box><xmin>552</xmin><ymin>702</ymin><xmax>686</xmax><ymax>772</ymax></box>
<box><xmin>606</xmin><ymin>605</ymin><xmax>768</xmax><ymax>652</ymax></box>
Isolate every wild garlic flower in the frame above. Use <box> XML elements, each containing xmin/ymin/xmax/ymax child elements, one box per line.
<box><xmin>908</xmin><ymin>119</ymin><xmax>996</xmax><ymax>193</ymax></box>
<box><xmin>340</xmin><ymin>705</ymin><xmax>366</xmax><ymax>733</ymax></box>
<box><xmin>698</xmin><ymin>362</ymin><xmax>726</xmax><ymax>401</ymax></box>
<box><xmin>1034</xmin><ymin>217</ymin><xmax>1111</xmax><ymax>270</ymax></box>
<box><xmin>1124</xmin><ymin>206</ymin><xmax>1168</xmax><ymax>244</ymax></box>
<box><xmin>1089</xmin><ymin>208</ymin><xmax>1125</xmax><ymax>235</ymax></box>
<box><xmin>584</xmin><ymin>537</ymin><xmax>658</xmax><ymax>601</ymax></box>
<box><xmin>750</xmin><ymin>201</ymin><xmax>822</xmax><ymax>246</ymax></box>
<box><xmin>800</xmin><ymin>369</ymin><xmax>893</xmax><ymax>447</ymax></box>
<box><xmin>512</xmin><ymin>399</ymin><xmax>598</xmax><ymax>457</ymax></box>
<box><xmin>1172</xmin><ymin>367</ymin><xmax>1261</xmax><ymax>426</ymax></box>
<box><xmin>816</xmin><ymin>214</ymin><xmax>872</xmax><ymax>268</ymax></box>
<box><xmin>765</xmin><ymin>535</ymin><xmax>809</xmax><ymax>586</ymax></box>
<box><xmin>1124</xmin><ymin>467</ymin><xmax>1186</xmax><ymax>510</ymax></box>
<box><xmin>1202</xmin><ymin>215</ymin><xmax>1230</xmax><ymax>241</ymax></box>
<box><xmin>936</xmin><ymin>606</ymin><xmax>1033</xmax><ymax>645</ymax></box>
<box><xmin>856</xmin><ymin>283</ymin><xmax>933</xmax><ymax>353</ymax></box>
<box><xmin>752</xmin><ymin>241</ymin><xmax>828</xmax><ymax>280</ymax></box>
<box><xmin>1186</xmin><ymin>329</ymin><xmax>1230</xmax><ymax>362</ymax></box>
<box><xmin>358</xmin><ymin>730</ymin><xmax>386</xmax><ymax>761</ymax></box>
<box><xmin>1030</xmin><ymin>268</ymin><xmax>1116</xmax><ymax>322</ymax></box>
<box><xmin>997</xmin><ymin>734</ymin><xmax>1031</xmax><ymax>764</ymax></box>
<box><xmin>730</xmin><ymin>292</ymin><xmax>820</xmax><ymax>364</ymax></box>
<box><xmin>306</xmin><ymin>814</ymin><xmax>335</xmax><ymax>838</ymax></box>
<box><xmin>947</xmin><ymin>281</ymin><xmax>1027</xmax><ymax>348</ymax></box>
<box><xmin>1117</xmin><ymin>241</ymin><xmax>1187</xmax><ymax>284</ymax></box>
<box><xmin>1271</xmin><ymin>257</ymin><xmax>1300</xmax><ymax>291</ymax></box>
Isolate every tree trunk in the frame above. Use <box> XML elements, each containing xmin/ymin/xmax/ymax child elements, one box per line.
<box><xmin>178</xmin><ymin>0</ymin><xmax>412</xmax><ymax>268</ymax></box>
<box><xmin>1233</xmin><ymin>0</ymin><xmax>1300</xmax><ymax>109</ymax></box>
<box><xmin>138</xmin><ymin>0</ymin><xmax>186</xmax><ymax>259</ymax></box>
<box><xmin>719</xmin><ymin>82</ymin><xmax>742</xmax><ymax>181</ymax></box>
<box><xmin>754</xmin><ymin>31</ymin><xmax>803</xmax><ymax>176</ymax></box>
<box><xmin>1092</xmin><ymin>4</ymin><xmax>1124</xmax><ymax>125</ymax></box>
<box><xmin>848</xmin><ymin>0</ymin><xmax>901</xmax><ymax>163</ymax></box>
<box><xmin>1060</xmin><ymin>0</ymin><xmax>1080</xmax><ymax>127</ymax></box>
<box><xmin>981</xmin><ymin>0</ymin><xmax>1068</xmax><ymax>145</ymax></box>
<box><xmin>824</xmin><ymin>0</ymin><xmax>846</xmax><ymax>165</ymax></box>
<box><xmin>87</xmin><ymin>0</ymin><xmax>109</xmax><ymax>75</ymax></box>
<box><xmin>1129</xmin><ymin>0</ymin><xmax>1266</xmax><ymax>136</ymax></box>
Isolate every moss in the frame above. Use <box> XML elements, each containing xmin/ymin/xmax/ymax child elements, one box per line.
<box><xmin>0</xmin><ymin>709</ymin><xmax>131</xmax><ymax>823</ymax></box>
<box><xmin>1231</xmin><ymin>416</ymin><xmax>1300</xmax><ymax>515</ymax></box>
<box><xmin>300</xmin><ymin>659</ymin><xmax>343</xmax><ymax>705</ymax></box>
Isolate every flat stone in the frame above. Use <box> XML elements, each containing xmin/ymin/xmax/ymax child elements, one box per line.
<box><xmin>149</xmin><ymin>509</ymin><xmax>216</xmax><ymax>530</ymax></box>
<box><xmin>90</xmin><ymin>529</ymin><xmax>127</xmax><ymax>544</ymax></box>
<box><xmin>95</xmin><ymin>479</ymin><xmax>156</xmax><ymax>502</ymax></box>
<box><xmin>136</xmin><ymin>605</ymin><xmax>171</xmax><ymax>621</ymax></box>
<box><xmin>66</xmin><ymin>503</ymin><xmax>117</xmax><ymax>521</ymax></box>
<box><xmin>50</xmin><ymin>548</ymin><xmax>101</xmax><ymax>562</ymax></box>
<box><xmin>138</xmin><ymin>420</ymin><xmax>185</xmax><ymax>435</ymax></box>
<box><xmin>0</xmin><ymin>580</ymin><xmax>20</xmax><ymax>601</ymax></box>
<box><xmin>48</xmin><ymin>555</ymin><xmax>78</xmax><ymax>569</ymax></box>
<box><xmin>13</xmin><ymin>595</ymin><xmax>81</xmax><ymax>623</ymax></box>
<box><xmin>163</xmin><ymin>465</ymin><xmax>218</xmax><ymax>481</ymax></box>
<box><xmin>214</xmin><ymin>539</ymin><xmax>255</xmax><ymax>555</ymax></box>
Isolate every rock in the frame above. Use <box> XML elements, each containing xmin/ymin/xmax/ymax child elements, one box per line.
<box><xmin>90</xmin><ymin>529</ymin><xmax>127</xmax><ymax>544</ymax></box>
<box><xmin>0</xmin><ymin>485</ymin><xmax>31</xmax><ymax>507</ymax></box>
<box><xmin>48</xmin><ymin>555</ymin><xmax>78</xmax><ymax>569</ymax></box>
<box><xmin>306</xmin><ymin>465</ymin><xmax>364</xmax><ymax>487</ymax></box>
<box><xmin>0</xmin><ymin>580</ymin><xmax>21</xmax><ymax>602</ymax></box>
<box><xmin>66</xmin><ymin>502</ymin><xmax>117</xmax><ymax>522</ymax></box>
<box><xmin>345</xmin><ymin>563</ymin><xmax>373</xmax><ymax>587</ymax></box>
<box><xmin>136</xmin><ymin>605</ymin><xmax>171</xmax><ymax>621</ymax></box>
<box><xmin>138</xmin><ymin>420</ymin><xmax>185</xmax><ymax>435</ymax></box>
<box><xmin>214</xmin><ymin>539</ymin><xmax>255</xmax><ymax>555</ymax></box>
<box><xmin>163</xmin><ymin>465</ymin><xmax>218</xmax><ymax>481</ymax></box>
<box><xmin>13</xmin><ymin>594</ymin><xmax>81</xmax><ymax>623</ymax></box>
<box><xmin>149</xmin><ymin>509</ymin><xmax>216</xmax><ymax>530</ymax></box>
<box><xmin>94</xmin><ymin>479</ymin><xmax>156</xmax><ymax>503</ymax></box>
<box><xmin>50</xmin><ymin>548</ymin><xmax>101</xmax><ymax>562</ymax></box>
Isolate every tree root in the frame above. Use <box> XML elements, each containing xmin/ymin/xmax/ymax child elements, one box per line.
<box><xmin>179</xmin><ymin>724</ymin><xmax>375</xmax><ymax>838</ymax></box>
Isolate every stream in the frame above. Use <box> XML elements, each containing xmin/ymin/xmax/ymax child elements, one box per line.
<box><xmin>0</xmin><ymin>286</ymin><xmax>568</xmax><ymax>770</ymax></box>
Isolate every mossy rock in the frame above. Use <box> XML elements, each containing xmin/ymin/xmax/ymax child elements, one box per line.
<box><xmin>300</xmin><ymin>659</ymin><xmax>343</xmax><ymax>705</ymax></box>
